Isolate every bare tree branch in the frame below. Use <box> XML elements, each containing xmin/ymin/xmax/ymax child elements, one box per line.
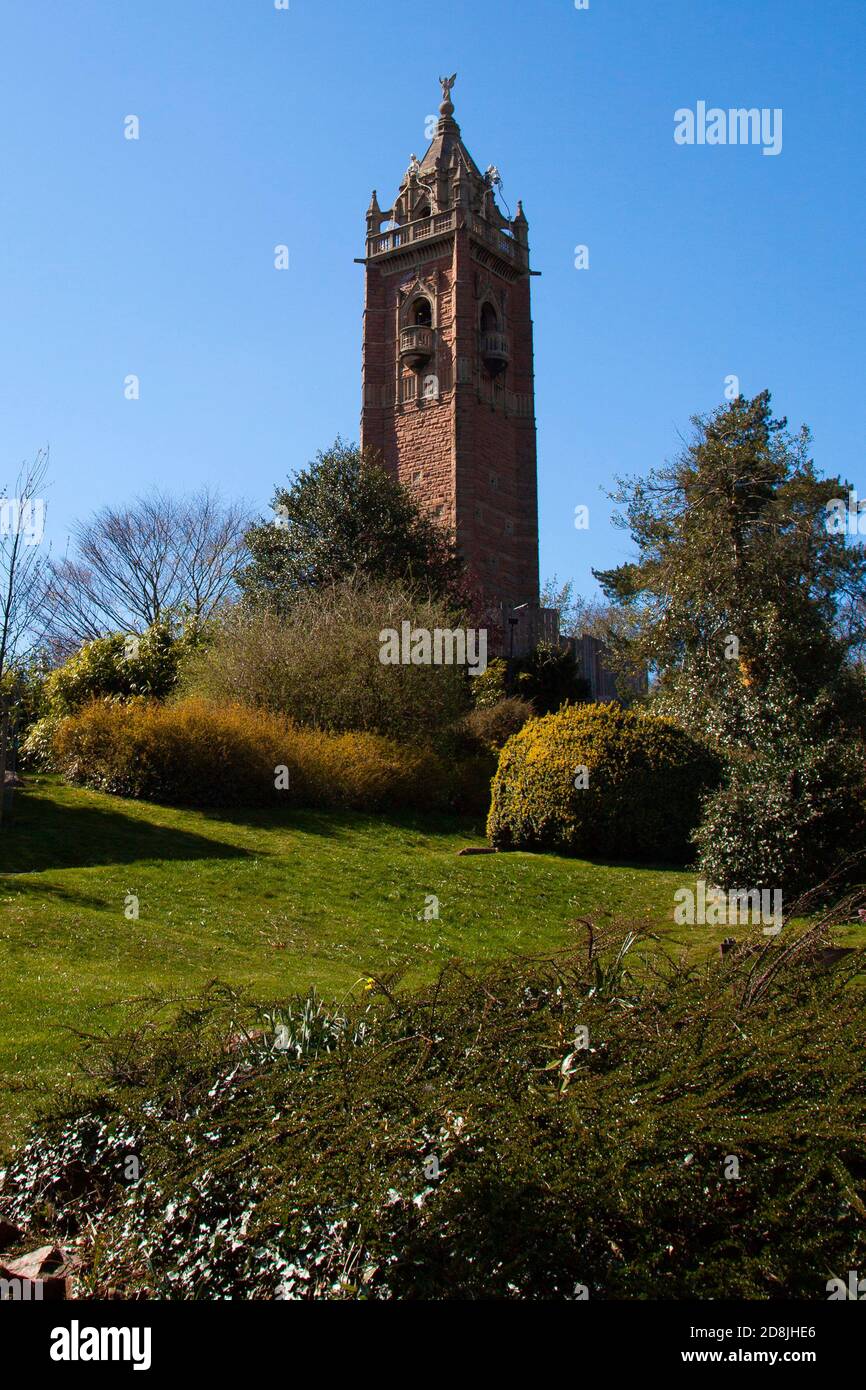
<box><xmin>40</xmin><ymin>487</ymin><xmax>251</xmax><ymax>651</ymax></box>
<box><xmin>0</xmin><ymin>448</ymin><xmax>52</xmax><ymax>683</ymax></box>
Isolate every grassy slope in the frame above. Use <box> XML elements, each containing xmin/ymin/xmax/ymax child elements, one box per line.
<box><xmin>2</xmin><ymin>776</ymin><xmax>860</xmax><ymax>1156</ymax></box>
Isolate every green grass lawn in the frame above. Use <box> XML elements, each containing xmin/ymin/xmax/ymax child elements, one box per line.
<box><xmin>0</xmin><ymin>776</ymin><xmax>859</xmax><ymax>1158</ymax></box>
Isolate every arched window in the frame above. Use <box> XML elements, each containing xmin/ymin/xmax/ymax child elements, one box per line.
<box><xmin>480</xmin><ymin>301</ymin><xmax>498</xmax><ymax>333</ymax></box>
<box><xmin>412</xmin><ymin>297</ymin><xmax>433</xmax><ymax>328</ymax></box>
<box><xmin>416</xmin><ymin>202</ymin><xmax>431</xmax><ymax>220</ymax></box>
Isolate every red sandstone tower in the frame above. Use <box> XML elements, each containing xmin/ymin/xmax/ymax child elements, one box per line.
<box><xmin>358</xmin><ymin>75</ymin><xmax>541</xmax><ymax>615</ymax></box>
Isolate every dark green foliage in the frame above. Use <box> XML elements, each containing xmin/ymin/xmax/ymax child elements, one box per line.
<box><xmin>693</xmin><ymin>679</ymin><xmax>866</xmax><ymax>895</ymax></box>
<box><xmin>487</xmin><ymin>702</ymin><xmax>721</xmax><ymax>861</ymax></box>
<box><xmin>473</xmin><ymin>645</ymin><xmax>589</xmax><ymax>715</ymax></box>
<box><xmin>512</xmin><ymin>641</ymin><xmax>589</xmax><ymax>714</ymax></box>
<box><xmin>3</xmin><ymin>924</ymin><xmax>864</xmax><ymax>1300</ymax></box>
<box><xmin>596</xmin><ymin>391</ymin><xmax>866</xmax><ymax>888</ymax></box>
<box><xmin>595</xmin><ymin>391</ymin><xmax>866</xmax><ymax>734</ymax></box>
<box><xmin>239</xmin><ymin>439</ymin><xmax>464</xmax><ymax>609</ymax></box>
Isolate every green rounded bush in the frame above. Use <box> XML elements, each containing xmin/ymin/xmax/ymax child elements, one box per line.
<box><xmin>487</xmin><ymin>702</ymin><xmax>720</xmax><ymax>862</ymax></box>
<box><xmin>46</xmin><ymin>620</ymin><xmax>200</xmax><ymax>716</ymax></box>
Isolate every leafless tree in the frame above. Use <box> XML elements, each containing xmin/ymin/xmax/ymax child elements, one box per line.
<box><xmin>0</xmin><ymin>449</ymin><xmax>52</xmax><ymax>685</ymax></box>
<box><xmin>541</xmin><ymin>575</ymin><xmax>617</xmax><ymax>641</ymax></box>
<box><xmin>1</xmin><ymin>449</ymin><xmax>53</xmax><ymax>816</ymax></box>
<box><xmin>41</xmin><ymin>487</ymin><xmax>250</xmax><ymax>653</ymax></box>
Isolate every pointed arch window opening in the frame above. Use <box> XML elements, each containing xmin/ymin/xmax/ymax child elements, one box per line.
<box><xmin>412</xmin><ymin>297</ymin><xmax>433</xmax><ymax>328</ymax></box>
<box><xmin>479</xmin><ymin>300</ymin><xmax>509</xmax><ymax>378</ymax></box>
<box><xmin>479</xmin><ymin>301</ymin><xmax>499</xmax><ymax>333</ymax></box>
<box><xmin>399</xmin><ymin>293</ymin><xmax>436</xmax><ymax>373</ymax></box>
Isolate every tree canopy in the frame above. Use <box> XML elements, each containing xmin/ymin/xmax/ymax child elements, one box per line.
<box><xmin>238</xmin><ymin>440</ymin><xmax>464</xmax><ymax>610</ymax></box>
<box><xmin>594</xmin><ymin>391</ymin><xmax>866</xmax><ymax>743</ymax></box>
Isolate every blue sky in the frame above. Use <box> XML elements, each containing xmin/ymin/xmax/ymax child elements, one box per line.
<box><xmin>1</xmin><ymin>0</ymin><xmax>864</xmax><ymax>601</ymax></box>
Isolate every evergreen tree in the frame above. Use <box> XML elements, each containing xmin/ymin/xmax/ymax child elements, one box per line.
<box><xmin>594</xmin><ymin>391</ymin><xmax>866</xmax><ymax>748</ymax></box>
<box><xmin>239</xmin><ymin>439</ymin><xmax>464</xmax><ymax>610</ymax></box>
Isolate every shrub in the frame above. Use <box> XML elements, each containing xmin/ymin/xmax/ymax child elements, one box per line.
<box><xmin>19</xmin><ymin>713</ymin><xmax>64</xmax><ymax>771</ymax></box>
<box><xmin>512</xmin><ymin>642</ymin><xmax>589</xmax><ymax>714</ymax></box>
<box><xmin>457</xmin><ymin>698</ymin><xmax>534</xmax><ymax>754</ymax></box>
<box><xmin>472</xmin><ymin>645</ymin><xmax>589</xmax><ymax>715</ymax></box>
<box><xmin>179</xmin><ymin>581</ymin><xmax>471</xmax><ymax>744</ymax></box>
<box><xmin>487</xmin><ymin>702</ymin><xmax>720</xmax><ymax>861</ymax></box>
<box><xmin>52</xmin><ymin>697</ymin><xmax>456</xmax><ymax>813</ymax></box>
<box><xmin>447</xmin><ymin>752</ymin><xmax>498</xmax><ymax>817</ymax></box>
<box><xmin>45</xmin><ymin>619</ymin><xmax>200</xmax><ymax>717</ymax></box>
<box><xmin>4</xmin><ymin>927</ymin><xmax>864</xmax><ymax>1300</ymax></box>
<box><xmin>470</xmin><ymin>658</ymin><xmax>509</xmax><ymax>709</ymax></box>
<box><xmin>18</xmin><ymin>621</ymin><xmax>202</xmax><ymax>771</ymax></box>
<box><xmin>1</xmin><ymin>656</ymin><xmax>50</xmax><ymax>742</ymax></box>
<box><xmin>694</xmin><ymin>714</ymin><xmax>866</xmax><ymax>897</ymax></box>
<box><xmin>442</xmin><ymin>700</ymin><xmax>536</xmax><ymax>815</ymax></box>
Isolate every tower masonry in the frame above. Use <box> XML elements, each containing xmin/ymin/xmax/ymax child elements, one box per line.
<box><xmin>358</xmin><ymin>75</ymin><xmax>544</xmax><ymax>622</ymax></box>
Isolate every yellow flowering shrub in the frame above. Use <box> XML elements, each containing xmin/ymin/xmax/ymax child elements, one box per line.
<box><xmin>487</xmin><ymin>702</ymin><xmax>720</xmax><ymax>862</ymax></box>
<box><xmin>52</xmin><ymin>698</ymin><xmax>456</xmax><ymax>813</ymax></box>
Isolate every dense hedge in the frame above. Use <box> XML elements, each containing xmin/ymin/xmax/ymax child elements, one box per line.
<box><xmin>3</xmin><ymin>929</ymin><xmax>864</xmax><ymax>1299</ymax></box>
<box><xmin>487</xmin><ymin>702</ymin><xmax>720</xmax><ymax>862</ymax></box>
<box><xmin>52</xmin><ymin>697</ymin><xmax>468</xmax><ymax>813</ymax></box>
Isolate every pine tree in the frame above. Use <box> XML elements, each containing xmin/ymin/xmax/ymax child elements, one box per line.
<box><xmin>594</xmin><ymin>391</ymin><xmax>866</xmax><ymax>748</ymax></box>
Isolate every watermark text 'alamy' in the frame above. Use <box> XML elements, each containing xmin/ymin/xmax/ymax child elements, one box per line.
<box><xmin>379</xmin><ymin>622</ymin><xmax>487</xmax><ymax>675</ymax></box>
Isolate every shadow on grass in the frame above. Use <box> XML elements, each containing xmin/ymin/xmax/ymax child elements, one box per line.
<box><xmin>0</xmin><ymin>876</ymin><xmax>113</xmax><ymax>910</ymax></box>
<box><xmin>0</xmin><ymin>790</ymin><xmax>254</xmax><ymax>874</ymax></box>
<box><xmin>492</xmin><ymin>844</ymin><xmax>690</xmax><ymax>875</ymax></box>
<box><xmin>195</xmin><ymin>803</ymin><xmax>485</xmax><ymax>843</ymax></box>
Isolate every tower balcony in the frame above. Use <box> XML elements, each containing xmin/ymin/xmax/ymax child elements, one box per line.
<box><xmin>480</xmin><ymin>330</ymin><xmax>510</xmax><ymax>376</ymax></box>
<box><xmin>364</xmin><ymin>208</ymin><xmax>529</xmax><ymax>268</ymax></box>
<box><xmin>469</xmin><ymin>216</ymin><xmax>529</xmax><ymax>268</ymax></box>
<box><xmin>400</xmin><ymin>325</ymin><xmax>435</xmax><ymax>369</ymax></box>
<box><xmin>367</xmin><ymin>209</ymin><xmax>456</xmax><ymax>259</ymax></box>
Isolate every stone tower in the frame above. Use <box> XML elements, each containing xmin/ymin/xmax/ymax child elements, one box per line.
<box><xmin>358</xmin><ymin>75</ymin><xmax>541</xmax><ymax>616</ymax></box>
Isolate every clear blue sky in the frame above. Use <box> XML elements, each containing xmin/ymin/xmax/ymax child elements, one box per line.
<box><xmin>1</xmin><ymin>0</ymin><xmax>864</xmax><ymax>601</ymax></box>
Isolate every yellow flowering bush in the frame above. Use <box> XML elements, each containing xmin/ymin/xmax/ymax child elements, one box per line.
<box><xmin>487</xmin><ymin>702</ymin><xmax>720</xmax><ymax>862</ymax></box>
<box><xmin>52</xmin><ymin>697</ymin><xmax>455</xmax><ymax>813</ymax></box>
